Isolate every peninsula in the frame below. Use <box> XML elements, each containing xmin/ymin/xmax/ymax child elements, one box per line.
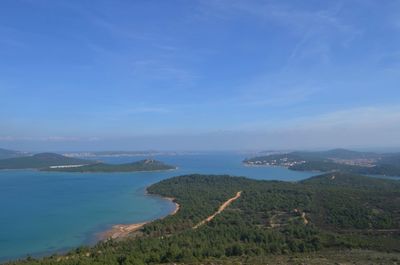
<box><xmin>244</xmin><ymin>148</ymin><xmax>400</xmax><ymax>177</ymax></box>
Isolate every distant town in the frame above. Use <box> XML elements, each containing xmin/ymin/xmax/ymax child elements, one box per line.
<box><xmin>245</xmin><ymin>157</ymin><xmax>307</xmax><ymax>168</ymax></box>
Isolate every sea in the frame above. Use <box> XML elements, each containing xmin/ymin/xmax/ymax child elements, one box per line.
<box><xmin>0</xmin><ymin>152</ymin><xmax>325</xmax><ymax>261</ymax></box>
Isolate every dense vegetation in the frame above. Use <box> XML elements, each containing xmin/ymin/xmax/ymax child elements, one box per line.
<box><xmin>291</xmin><ymin>160</ymin><xmax>400</xmax><ymax>176</ymax></box>
<box><xmin>45</xmin><ymin>159</ymin><xmax>176</xmax><ymax>172</ymax></box>
<box><xmin>245</xmin><ymin>148</ymin><xmax>400</xmax><ymax>177</ymax></box>
<box><xmin>0</xmin><ymin>153</ymin><xmax>95</xmax><ymax>169</ymax></box>
<box><xmin>6</xmin><ymin>173</ymin><xmax>400</xmax><ymax>265</ymax></box>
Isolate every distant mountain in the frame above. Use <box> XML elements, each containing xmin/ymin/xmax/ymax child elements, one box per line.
<box><xmin>44</xmin><ymin>159</ymin><xmax>176</xmax><ymax>172</ymax></box>
<box><xmin>0</xmin><ymin>153</ymin><xmax>96</xmax><ymax>170</ymax></box>
<box><xmin>0</xmin><ymin>148</ymin><xmax>29</xmax><ymax>160</ymax></box>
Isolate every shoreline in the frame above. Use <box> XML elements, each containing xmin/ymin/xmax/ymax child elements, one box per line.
<box><xmin>0</xmin><ymin>167</ymin><xmax>178</xmax><ymax>173</ymax></box>
<box><xmin>98</xmin><ymin>196</ymin><xmax>180</xmax><ymax>241</ymax></box>
<box><xmin>41</xmin><ymin>167</ymin><xmax>178</xmax><ymax>173</ymax></box>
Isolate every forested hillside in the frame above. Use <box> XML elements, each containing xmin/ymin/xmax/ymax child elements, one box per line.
<box><xmin>5</xmin><ymin>173</ymin><xmax>400</xmax><ymax>265</ymax></box>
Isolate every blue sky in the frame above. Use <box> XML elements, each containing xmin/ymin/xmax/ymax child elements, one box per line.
<box><xmin>1</xmin><ymin>0</ymin><xmax>400</xmax><ymax>151</ymax></box>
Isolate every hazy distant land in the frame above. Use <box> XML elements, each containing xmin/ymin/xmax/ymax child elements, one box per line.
<box><xmin>0</xmin><ymin>152</ymin><xmax>176</xmax><ymax>172</ymax></box>
<box><xmin>0</xmin><ymin>148</ymin><xmax>30</xmax><ymax>160</ymax></box>
<box><xmin>45</xmin><ymin>159</ymin><xmax>176</xmax><ymax>173</ymax></box>
<box><xmin>244</xmin><ymin>148</ymin><xmax>400</xmax><ymax>177</ymax></box>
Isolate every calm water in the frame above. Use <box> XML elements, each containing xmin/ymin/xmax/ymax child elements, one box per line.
<box><xmin>0</xmin><ymin>153</ymin><xmax>315</xmax><ymax>261</ymax></box>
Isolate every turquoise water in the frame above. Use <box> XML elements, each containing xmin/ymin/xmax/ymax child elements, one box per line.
<box><xmin>0</xmin><ymin>153</ymin><xmax>316</xmax><ymax>261</ymax></box>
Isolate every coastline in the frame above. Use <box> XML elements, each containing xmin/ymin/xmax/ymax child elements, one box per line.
<box><xmin>243</xmin><ymin>163</ymin><xmax>283</xmax><ymax>168</ymax></box>
<box><xmin>98</xmin><ymin>196</ymin><xmax>180</xmax><ymax>241</ymax></box>
<box><xmin>41</xmin><ymin>167</ymin><xmax>178</xmax><ymax>173</ymax></box>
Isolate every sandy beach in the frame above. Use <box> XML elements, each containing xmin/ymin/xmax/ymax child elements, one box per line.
<box><xmin>99</xmin><ymin>197</ymin><xmax>180</xmax><ymax>240</ymax></box>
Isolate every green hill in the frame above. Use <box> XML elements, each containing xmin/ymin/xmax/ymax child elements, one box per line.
<box><xmin>7</xmin><ymin>173</ymin><xmax>400</xmax><ymax>265</ymax></box>
<box><xmin>44</xmin><ymin>159</ymin><xmax>176</xmax><ymax>172</ymax></box>
<box><xmin>301</xmin><ymin>172</ymin><xmax>400</xmax><ymax>191</ymax></box>
<box><xmin>0</xmin><ymin>153</ymin><xmax>95</xmax><ymax>170</ymax></box>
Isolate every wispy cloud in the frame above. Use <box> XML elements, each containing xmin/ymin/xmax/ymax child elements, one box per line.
<box><xmin>131</xmin><ymin>59</ymin><xmax>199</xmax><ymax>85</ymax></box>
<box><xmin>292</xmin><ymin>106</ymin><xmax>400</xmax><ymax>130</ymax></box>
<box><xmin>63</xmin><ymin>5</ymin><xmax>201</xmax><ymax>87</ymax></box>
<box><xmin>42</xmin><ymin>136</ymin><xmax>80</xmax><ymax>142</ymax></box>
<box><xmin>235</xmin><ymin>105</ymin><xmax>400</xmax><ymax>132</ymax></box>
<box><xmin>87</xmin><ymin>14</ymin><xmax>152</xmax><ymax>42</ymax></box>
<box><xmin>124</xmin><ymin>106</ymin><xmax>171</xmax><ymax>114</ymax></box>
<box><xmin>234</xmin><ymin>81</ymin><xmax>320</xmax><ymax>107</ymax></box>
<box><xmin>3</xmin><ymin>106</ymin><xmax>400</xmax><ymax>150</ymax></box>
<box><xmin>0</xmin><ymin>136</ymin><xmax>23</xmax><ymax>142</ymax></box>
<box><xmin>197</xmin><ymin>0</ymin><xmax>353</xmax><ymax>33</ymax></box>
<box><xmin>189</xmin><ymin>105</ymin><xmax>400</xmax><ymax>150</ymax></box>
<box><xmin>0</xmin><ymin>136</ymin><xmax>101</xmax><ymax>142</ymax></box>
<box><xmin>189</xmin><ymin>0</ymin><xmax>362</xmax><ymax>112</ymax></box>
<box><xmin>197</xmin><ymin>0</ymin><xmax>360</xmax><ymax>64</ymax></box>
<box><xmin>376</xmin><ymin>51</ymin><xmax>400</xmax><ymax>72</ymax></box>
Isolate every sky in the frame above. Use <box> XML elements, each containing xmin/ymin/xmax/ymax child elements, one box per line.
<box><xmin>1</xmin><ymin>0</ymin><xmax>400</xmax><ymax>151</ymax></box>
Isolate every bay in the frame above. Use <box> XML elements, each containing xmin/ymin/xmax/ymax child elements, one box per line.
<box><xmin>0</xmin><ymin>152</ymin><xmax>315</xmax><ymax>261</ymax></box>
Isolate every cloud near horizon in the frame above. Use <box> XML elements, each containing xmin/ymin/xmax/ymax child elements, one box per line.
<box><xmin>1</xmin><ymin>106</ymin><xmax>399</xmax><ymax>151</ymax></box>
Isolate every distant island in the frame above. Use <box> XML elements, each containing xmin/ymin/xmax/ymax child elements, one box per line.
<box><xmin>45</xmin><ymin>159</ymin><xmax>176</xmax><ymax>172</ymax></box>
<box><xmin>0</xmin><ymin>152</ymin><xmax>176</xmax><ymax>172</ymax></box>
<box><xmin>61</xmin><ymin>150</ymin><xmax>196</xmax><ymax>158</ymax></box>
<box><xmin>0</xmin><ymin>148</ymin><xmax>30</xmax><ymax>160</ymax></box>
<box><xmin>244</xmin><ymin>148</ymin><xmax>400</xmax><ymax>177</ymax></box>
<box><xmin>0</xmin><ymin>152</ymin><xmax>96</xmax><ymax>170</ymax></box>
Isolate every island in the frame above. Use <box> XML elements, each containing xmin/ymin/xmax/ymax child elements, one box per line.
<box><xmin>44</xmin><ymin>159</ymin><xmax>176</xmax><ymax>172</ymax></box>
<box><xmin>244</xmin><ymin>148</ymin><xmax>400</xmax><ymax>177</ymax></box>
<box><xmin>0</xmin><ymin>152</ymin><xmax>96</xmax><ymax>170</ymax></box>
<box><xmin>7</xmin><ymin>172</ymin><xmax>400</xmax><ymax>264</ymax></box>
<box><xmin>0</xmin><ymin>152</ymin><xmax>176</xmax><ymax>173</ymax></box>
